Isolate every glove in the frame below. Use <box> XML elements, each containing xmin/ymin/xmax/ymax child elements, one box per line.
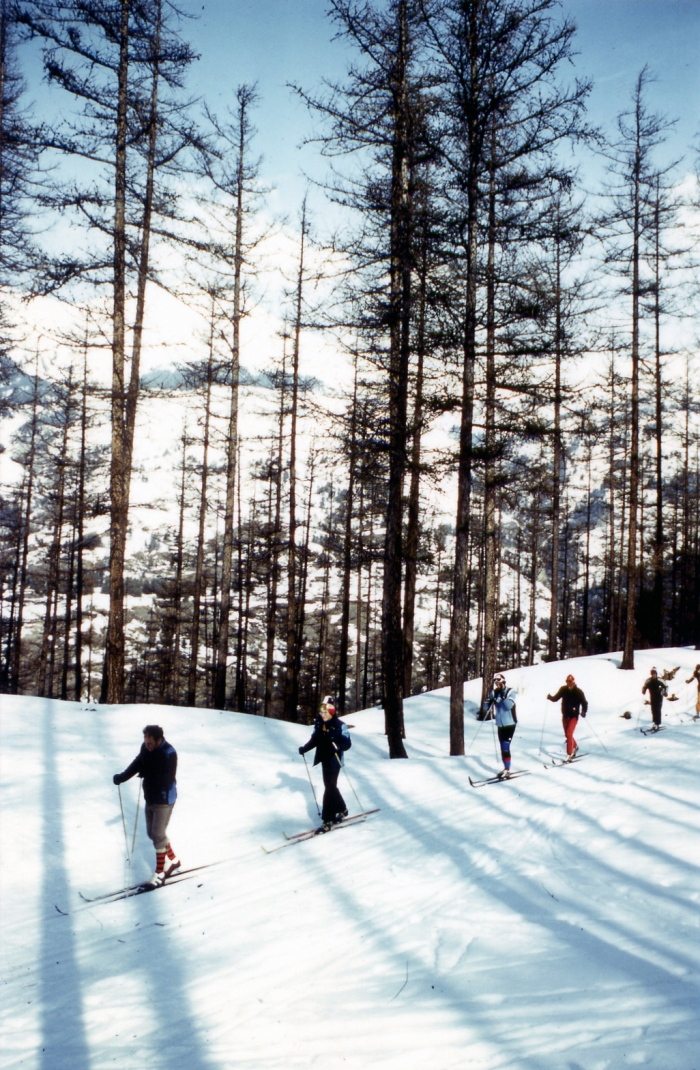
<box><xmin>298</xmin><ymin>746</ymin><xmax>305</xmax><ymax>755</ymax></box>
<box><xmin>113</xmin><ymin>773</ymin><xmax>122</xmax><ymax>785</ymax></box>
<box><xmin>582</xmin><ymin>712</ymin><xmax>587</xmax><ymax>718</ymax></box>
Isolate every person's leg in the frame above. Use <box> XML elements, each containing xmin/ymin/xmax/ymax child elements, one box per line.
<box><xmin>498</xmin><ymin>726</ymin><xmax>515</xmax><ymax>772</ymax></box>
<box><xmin>652</xmin><ymin>700</ymin><xmax>662</xmax><ymax>727</ymax></box>
<box><xmin>564</xmin><ymin>715</ymin><xmax>578</xmax><ymax>756</ymax></box>
<box><xmin>164</xmin><ymin>839</ymin><xmax>180</xmax><ymax>874</ymax></box>
<box><xmin>321</xmin><ymin>764</ymin><xmax>346</xmax><ymax>823</ymax></box>
<box><xmin>146</xmin><ymin>804</ymin><xmax>174</xmax><ymax>875</ymax></box>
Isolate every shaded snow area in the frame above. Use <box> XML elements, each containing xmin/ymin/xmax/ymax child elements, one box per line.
<box><xmin>2</xmin><ymin>649</ymin><xmax>700</xmax><ymax>1070</ymax></box>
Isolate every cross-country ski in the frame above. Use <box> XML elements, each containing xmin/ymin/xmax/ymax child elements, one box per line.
<box><xmin>544</xmin><ymin>752</ymin><xmax>587</xmax><ymax>768</ymax></box>
<box><xmin>4</xmin><ymin>648</ymin><xmax>700</xmax><ymax>1070</ymax></box>
<box><xmin>78</xmin><ymin>862</ymin><xmax>219</xmax><ymax>903</ymax></box>
<box><xmin>468</xmin><ymin>770</ymin><xmax>530</xmax><ymax>788</ymax></box>
<box><xmin>282</xmin><ymin>808</ymin><xmax>380</xmax><ymax>841</ymax></box>
<box><xmin>263</xmin><ymin>810</ymin><xmax>378</xmax><ymax>854</ymax></box>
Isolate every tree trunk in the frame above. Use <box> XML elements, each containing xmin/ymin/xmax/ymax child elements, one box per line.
<box><xmin>621</xmin><ymin>125</ymin><xmax>642</xmax><ymax>671</ymax></box>
<box><xmin>548</xmin><ymin>231</ymin><xmax>562</xmax><ymax>662</ymax></box>
<box><xmin>283</xmin><ymin>203</ymin><xmax>307</xmax><ymax>722</ymax></box>
<box><xmin>74</xmin><ymin>342</ymin><xmax>88</xmax><ymax>701</ymax></box>
<box><xmin>187</xmin><ymin>313</ymin><xmax>214</xmax><ymax>706</ymax></box>
<box><xmin>10</xmin><ymin>360</ymin><xmax>39</xmax><ymax>693</ymax></box>
<box><xmin>213</xmin><ymin>95</ymin><xmax>247</xmax><ymax>708</ymax></box>
<box><xmin>448</xmin><ymin>6</ymin><xmax>480</xmax><ymax>756</ymax></box>
<box><xmin>651</xmin><ymin>177</ymin><xmax>664</xmax><ymax>645</ymax></box>
<box><xmin>171</xmin><ymin>430</ymin><xmax>187</xmax><ymax>703</ymax></box>
<box><xmin>338</xmin><ymin>358</ymin><xmax>358</xmax><ymax>714</ymax></box>
<box><xmin>481</xmin><ymin>149</ymin><xmax>498</xmax><ymax>702</ymax></box>
<box><xmin>264</xmin><ymin>343</ymin><xmax>286</xmax><ymax>717</ymax></box>
<box><xmin>103</xmin><ymin>0</ymin><xmax>134</xmax><ymax>704</ymax></box>
<box><xmin>402</xmin><ymin>223</ymin><xmax>427</xmax><ymax>697</ymax></box>
<box><xmin>381</xmin><ymin>0</ymin><xmax>410</xmax><ymax>759</ymax></box>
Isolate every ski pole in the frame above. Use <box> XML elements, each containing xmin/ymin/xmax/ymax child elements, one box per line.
<box><xmin>580</xmin><ymin>715</ymin><xmax>608</xmax><ymax>753</ymax></box>
<box><xmin>466</xmin><ymin>710</ymin><xmax>487</xmax><ymax>754</ymax></box>
<box><xmin>130</xmin><ymin>778</ymin><xmax>142</xmax><ymax>859</ymax></box>
<box><xmin>490</xmin><ymin>706</ymin><xmax>500</xmax><ymax>763</ymax></box>
<box><xmin>117</xmin><ymin>784</ymin><xmax>130</xmax><ymax>863</ymax></box>
<box><xmin>538</xmin><ymin>700</ymin><xmax>549</xmax><ymax>755</ymax></box>
<box><xmin>301</xmin><ymin>752</ymin><xmax>321</xmax><ymax>817</ymax></box>
<box><xmin>336</xmin><ymin>751</ymin><xmax>363</xmax><ymax>811</ymax></box>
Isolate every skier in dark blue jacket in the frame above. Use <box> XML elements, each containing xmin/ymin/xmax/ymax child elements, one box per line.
<box><xmin>113</xmin><ymin>725</ymin><xmax>180</xmax><ymax>886</ymax></box>
<box><xmin>299</xmin><ymin>696</ymin><xmax>352</xmax><ymax>829</ymax></box>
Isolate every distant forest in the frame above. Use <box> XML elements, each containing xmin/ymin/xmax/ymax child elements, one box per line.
<box><xmin>0</xmin><ymin>1</ymin><xmax>698</xmax><ymax>755</ymax></box>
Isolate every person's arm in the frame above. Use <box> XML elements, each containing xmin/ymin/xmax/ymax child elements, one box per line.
<box><xmin>299</xmin><ymin>725</ymin><xmax>319</xmax><ymax>755</ymax></box>
<box><xmin>113</xmin><ymin>751</ymin><xmax>142</xmax><ymax>785</ymax></box>
<box><xmin>642</xmin><ymin>681</ymin><xmax>648</xmax><ymax>694</ymax></box>
<box><xmin>580</xmin><ymin>690</ymin><xmax>588</xmax><ymax>716</ymax></box>
<box><xmin>338</xmin><ymin>722</ymin><xmax>352</xmax><ymax>751</ymax></box>
<box><xmin>166</xmin><ymin>746</ymin><xmax>177</xmax><ymax>784</ymax></box>
<box><xmin>548</xmin><ymin>687</ymin><xmax>564</xmax><ymax>703</ymax></box>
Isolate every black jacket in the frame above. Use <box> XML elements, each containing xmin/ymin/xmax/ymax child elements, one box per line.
<box><xmin>300</xmin><ymin>715</ymin><xmax>351</xmax><ymax>769</ymax></box>
<box><xmin>115</xmin><ymin>739</ymin><xmax>177</xmax><ymax>805</ymax></box>
<box><xmin>549</xmin><ymin>685</ymin><xmax>588</xmax><ymax>718</ymax></box>
<box><xmin>642</xmin><ymin>677</ymin><xmax>667</xmax><ymax>706</ymax></box>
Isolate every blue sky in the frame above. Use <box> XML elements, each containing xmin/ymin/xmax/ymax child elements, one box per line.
<box><xmin>181</xmin><ymin>0</ymin><xmax>700</xmax><ymax>214</ymax></box>
<box><xmin>19</xmin><ymin>1</ymin><xmax>699</xmax><ymax>222</ymax></box>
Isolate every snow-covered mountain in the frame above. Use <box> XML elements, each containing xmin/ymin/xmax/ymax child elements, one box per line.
<box><xmin>2</xmin><ymin>647</ymin><xmax>699</xmax><ymax>1069</ymax></box>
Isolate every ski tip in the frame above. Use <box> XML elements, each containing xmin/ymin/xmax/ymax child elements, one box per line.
<box><xmin>55</xmin><ymin>904</ymin><xmax>68</xmax><ymax>915</ymax></box>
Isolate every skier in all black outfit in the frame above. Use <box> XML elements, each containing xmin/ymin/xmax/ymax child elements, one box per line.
<box><xmin>642</xmin><ymin>668</ymin><xmax>668</xmax><ymax>730</ymax></box>
<box><xmin>685</xmin><ymin>664</ymin><xmax>700</xmax><ymax>719</ymax></box>
<box><xmin>113</xmin><ymin>725</ymin><xmax>180</xmax><ymax>886</ymax></box>
<box><xmin>547</xmin><ymin>674</ymin><xmax>588</xmax><ymax>758</ymax></box>
<box><xmin>299</xmin><ymin>696</ymin><xmax>352</xmax><ymax>829</ymax></box>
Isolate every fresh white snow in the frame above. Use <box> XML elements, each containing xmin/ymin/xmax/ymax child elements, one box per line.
<box><xmin>2</xmin><ymin>648</ymin><xmax>699</xmax><ymax>1070</ymax></box>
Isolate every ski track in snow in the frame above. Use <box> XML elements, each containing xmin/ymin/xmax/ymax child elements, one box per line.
<box><xmin>1</xmin><ymin>649</ymin><xmax>699</xmax><ymax>1069</ymax></box>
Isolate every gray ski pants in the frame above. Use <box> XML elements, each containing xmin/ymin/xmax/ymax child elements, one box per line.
<box><xmin>145</xmin><ymin>803</ymin><xmax>174</xmax><ymax>851</ymax></box>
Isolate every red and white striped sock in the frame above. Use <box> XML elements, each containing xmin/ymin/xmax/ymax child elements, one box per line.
<box><xmin>166</xmin><ymin>842</ymin><xmax>176</xmax><ymax>861</ymax></box>
<box><xmin>155</xmin><ymin>851</ymin><xmax>166</xmax><ymax>874</ymax></box>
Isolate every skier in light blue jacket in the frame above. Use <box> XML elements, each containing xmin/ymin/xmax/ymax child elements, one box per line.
<box><xmin>482</xmin><ymin>674</ymin><xmax>518</xmax><ymax>778</ymax></box>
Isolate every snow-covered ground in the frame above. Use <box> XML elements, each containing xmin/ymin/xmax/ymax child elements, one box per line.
<box><xmin>2</xmin><ymin>648</ymin><xmax>699</xmax><ymax>1070</ymax></box>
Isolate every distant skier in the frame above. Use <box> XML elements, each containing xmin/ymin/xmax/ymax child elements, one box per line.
<box><xmin>113</xmin><ymin>725</ymin><xmax>180</xmax><ymax>886</ymax></box>
<box><xmin>299</xmin><ymin>696</ymin><xmax>352</xmax><ymax>830</ymax></box>
<box><xmin>547</xmin><ymin>674</ymin><xmax>588</xmax><ymax>759</ymax></box>
<box><xmin>685</xmin><ymin>664</ymin><xmax>700</xmax><ymax>719</ymax></box>
<box><xmin>642</xmin><ymin>668</ymin><xmax>667</xmax><ymax>731</ymax></box>
<box><xmin>482</xmin><ymin>674</ymin><xmax>517</xmax><ymax>779</ymax></box>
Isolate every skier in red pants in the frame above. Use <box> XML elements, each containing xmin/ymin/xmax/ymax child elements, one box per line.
<box><xmin>547</xmin><ymin>675</ymin><xmax>588</xmax><ymax>758</ymax></box>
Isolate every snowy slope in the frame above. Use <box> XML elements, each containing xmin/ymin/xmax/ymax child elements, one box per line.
<box><xmin>1</xmin><ymin>649</ymin><xmax>699</xmax><ymax>1070</ymax></box>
